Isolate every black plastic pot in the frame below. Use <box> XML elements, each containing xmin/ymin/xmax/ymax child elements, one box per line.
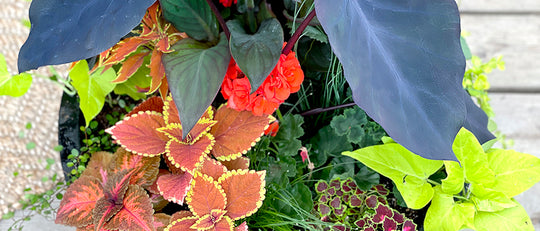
<box><xmin>57</xmin><ymin>91</ymin><xmax>82</xmax><ymax>182</ymax></box>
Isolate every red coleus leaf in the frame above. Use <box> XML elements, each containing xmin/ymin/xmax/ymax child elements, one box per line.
<box><xmin>210</xmin><ymin>105</ymin><xmax>274</xmax><ymax>161</ymax></box>
<box><xmin>165</xmin><ymin>134</ymin><xmax>215</xmax><ymax>173</ymax></box>
<box><xmin>402</xmin><ymin>220</ymin><xmax>417</xmax><ymax>231</ymax></box>
<box><xmin>112</xmin><ymin>147</ymin><xmax>160</xmax><ymax>187</ymax></box>
<box><xmin>75</xmin><ymin>224</ymin><xmax>114</xmax><ymax>231</ymax></box>
<box><xmin>365</xmin><ymin>195</ymin><xmax>378</xmax><ymax>209</ymax></box>
<box><xmin>218</xmin><ymin>169</ymin><xmax>266</xmax><ymax>220</ymax></box>
<box><xmin>163</xmin><ymin>96</ymin><xmax>214</xmax><ymax>125</ymax></box>
<box><xmin>186</xmin><ymin>173</ymin><xmax>227</xmax><ymax>217</ymax></box>
<box><xmin>372</xmin><ymin>203</ymin><xmax>393</xmax><ymax>224</ymax></box>
<box><xmin>104</xmin><ymin>185</ymin><xmax>155</xmax><ymax>231</ymax></box>
<box><xmin>329</xmin><ymin>196</ymin><xmax>341</xmax><ymax>208</ymax></box>
<box><xmin>166</xmin><ymin>216</ymin><xmax>198</xmax><ymax>231</ymax></box>
<box><xmin>392</xmin><ymin>211</ymin><xmax>405</xmax><ymax>223</ymax></box>
<box><xmin>219</xmin><ymin>156</ymin><xmax>250</xmax><ymax>171</ymax></box>
<box><xmin>126</xmin><ymin>96</ymin><xmax>164</xmax><ymax>117</ymax></box>
<box><xmin>114</xmin><ymin>51</ymin><xmax>149</xmax><ymax>83</ymax></box>
<box><xmin>235</xmin><ymin>221</ymin><xmax>248</xmax><ymax>231</ymax></box>
<box><xmin>93</xmin><ymin>170</ymin><xmax>134</xmax><ymax>230</ymax></box>
<box><xmin>148</xmin><ymin>49</ymin><xmax>165</xmax><ymax>94</ymax></box>
<box><xmin>383</xmin><ymin>217</ymin><xmax>398</xmax><ymax>231</ymax></box>
<box><xmin>106</xmin><ymin>111</ymin><xmax>168</xmax><ymax>156</ymax></box>
<box><xmin>210</xmin><ymin>215</ymin><xmax>234</xmax><ymax>231</ymax></box>
<box><xmin>372</xmin><ymin>184</ymin><xmax>389</xmax><ymax>196</ymax></box>
<box><xmin>170</xmin><ymin>210</ymin><xmax>194</xmax><ymax>221</ymax></box>
<box><xmin>197</xmin><ymin>156</ymin><xmax>227</xmax><ymax>180</ymax></box>
<box><xmin>103</xmin><ymin>36</ymin><xmax>149</xmax><ymax>66</ymax></box>
<box><xmin>157</xmin><ymin>172</ymin><xmax>193</xmax><ymax>205</ymax></box>
<box><xmin>56</xmin><ymin>176</ymin><xmax>103</xmax><ymax>227</ymax></box>
<box><xmin>191</xmin><ymin>209</ymin><xmax>227</xmax><ymax>230</ymax></box>
<box><xmin>318</xmin><ymin>203</ymin><xmax>331</xmax><ymax>216</ymax></box>
<box><xmin>147</xmin><ymin>169</ymin><xmax>170</xmax><ymax>195</ymax></box>
<box><xmin>153</xmin><ymin>213</ymin><xmax>171</xmax><ymax>231</ymax></box>
<box><xmin>315</xmin><ymin>181</ymin><xmax>328</xmax><ymax>193</ymax></box>
<box><xmin>159</xmin><ymin>77</ymin><xmax>169</xmax><ymax>99</ymax></box>
<box><xmin>82</xmin><ymin>151</ymin><xmax>113</xmax><ymax>180</ymax></box>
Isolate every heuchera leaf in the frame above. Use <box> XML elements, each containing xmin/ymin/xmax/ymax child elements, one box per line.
<box><xmin>106</xmin><ymin>111</ymin><xmax>169</xmax><ymax>156</ymax></box>
<box><xmin>344</xmin><ymin>143</ymin><xmax>443</xmax><ymax>209</ymax></box>
<box><xmin>159</xmin><ymin>0</ymin><xmax>218</xmax><ymax>42</ymax></box>
<box><xmin>70</xmin><ymin>60</ymin><xmax>117</xmax><ymax>127</ymax></box>
<box><xmin>162</xmin><ymin>35</ymin><xmax>230</xmax><ymax>138</ymax></box>
<box><xmin>187</xmin><ymin>173</ymin><xmax>227</xmax><ymax>217</ymax></box>
<box><xmin>315</xmin><ymin>0</ymin><xmax>494</xmax><ymax>161</ymax></box>
<box><xmin>227</xmin><ymin>18</ymin><xmax>284</xmax><ymax>91</ymax></box>
<box><xmin>18</xmin><ymin>0</ymin><xmax>155</xmax><ymax>72</ymax></box>
<box><xmin>56</xmin><ymin>176</ymin><xmax>103</xmax><ymax>227</ymax></box>
<box><xmin>424</xmin><ymin>186</ymin><xmax>476</xmax><ymax>231</ymax></box>
<box><xmin>157</xmin><ymin>172</ymin><xmax>193</xmax><ymax>205</ymax></box>
<box><xmin>104</xmin><ymin>185</ymin><xmax>155</xmax><ymax>231</ymax></box>
<box><xmin>210</xmin><ymin>105</ymin><xmax>274</xmax><ymax>160</ymax></box>
<box><xmin>473</xmin><ymin>199</ymin><xmax>534</xmax><ymax>231</ymax></box>
<box><xmin>218</xmin><ymin>169</ymin><xmax>266</xmax><ymax>220</ymax></box>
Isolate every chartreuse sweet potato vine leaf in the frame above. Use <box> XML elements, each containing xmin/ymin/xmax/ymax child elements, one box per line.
<box><xmin>315</xmin><ymin>0</ymin><xmax>494</xmax><ymax>161</ymax></box>
<box><xmin>162</xmin><ymin>34</ymin><xmax>230</xmax><ymax>138</ymax></box>
<box><xmin>0</xmin><ymin>54</ymin><xmax>32</xmax><ymax>97</ymax></box>
<box><xmin>159</xmin><ymin>0</ymin><xmax>219</xmax><ymax>42</ymax></box>
<box><xmin>424</xmin><ymin>186</ymin><xmax>476</xmax><ymax>231</ymax></box>
<box><xmin>70</xmin><ymin>60</ymin><xmax>117</xmax><ymax>127</ymax></box>
<box><xmin>486</xmin><ymin>149</ymin><xmax>540</xmax><ymax>198</ymax></box>
<box><xmin>18</xmin><ymin>0</ymin><xmax>155</xmax><ymax>72</ymax></box>
<box><xmin>227</xmin><ymin>18</ymin><xmax>284</xmax><ymax>91</ymax></box>
<box><xmin>474</xmin><ymin>199</ymin><xmax>534</xmax><ymax>231</ymax></box>
<box><xmin>343</xmin><ymin>143</ymin><xmax>443</xmax><ymax>209</ymax></box>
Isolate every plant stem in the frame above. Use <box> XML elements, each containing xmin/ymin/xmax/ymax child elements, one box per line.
<box><xmin>299</xmin><ymin>102</ymin><xmax>356</xmax><ymax>117</ymax></box>
<box><xmin>206</xmin><ymin>0</ymin><xmax>230</xmax><ymax>40</ymax></box>
<box><xmin>282</xmin><ymin>8</ymin><xmax>316</xmax><ymax>55</ymax></box>
<box><xmin>426</xmin><ymin>179</ymin><xmax>441</xmax><ymax>186</ymax></box>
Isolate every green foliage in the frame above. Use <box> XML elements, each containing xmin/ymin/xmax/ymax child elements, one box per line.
<box><xmin>228</xmin><ymin>18</ymin><xmax>284</xmax><ymax>91</ymax></box>
<box><xmin>346</xmin><ymin>128</ymin><xmax>540</xmax><ymax>230</ymax></box>
<box><xmin>160</xmin><ymin>0</ymin><xmax>219</xmax><ymax>42</ymax></box>
<box><xmin>463</xmin><ymin>55</ymin><xmax>504</xmax><ymax>118</ymax></box>
<box><xmin>0</xmin><ymin>53</ymin><xmax>32</xmax><ymax>97</ymax></box>
<box><xmin>70</xmin><ymin>60</ymin><xmax>117</xmax><ymax>127</ymax></box>
<box><xmin>113</xmin><ymin>60</ymin><xmax>151</xmax><ymax>100</ymax></box>
<box><xmin>272</xmin><ymin>114</ymin><xmax>304</xmax><ymax>156</ymax></box>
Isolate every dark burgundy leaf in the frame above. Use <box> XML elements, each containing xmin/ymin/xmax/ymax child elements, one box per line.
<box><xmin>316</xmin><ymin>181</ymin><xmax>328</xmax><ymax>193</ymax></box>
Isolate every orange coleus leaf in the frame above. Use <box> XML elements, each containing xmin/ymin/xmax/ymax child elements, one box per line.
<box><xmin>197</xmin><ymin>156</ymin><xmax>227</xmax><ymax>180</ymax></box>
<box><xmin>159</xmin><ymin>77</ymin><xmax>169</xmax><ymax>99</ymax></box>
<box><xmin>213</xmin><ymin>216</ymin><xmax>235</xmax><ymax>231</ymax></box>
<box><xmin>210</xmin><ymin>105</ymin><xmax>274</xmax><ymax>161</ymax></box>
<box><xmin>218</xmin><ymin>170</ymin><xmax>266</xmax><ymax>220</ymax></box>
<box><xmin>81</xmin><ymin>151</ymin><xmax>113</xmax><ymax>180</ymax></box>
<box><xmin>103</xmin><ymin>37</ymin><xmax>149</xmax><ymax>66</ymax></box>
<box><xmin>191</xmin><ymin>209</ymin><xmax>227</xmax><ymax>230</ymax></box>
<box><xmin>165</xmin><ymin>216</ymin><xmax>198</xmax><ymax>231</ymax></box>
<box><xmin>111</xmin><ymin>148</ymin><xmax>160</xmax><ymax>187</ymax></box>
<box><xmin>219</xmin><ymin>156</ymin><xmax>250</xmax><ymax>171</ymax></box>
<box><xmin>186</xmin><ymin>173</ymin><xmax>227</xmax><ymax>217</ymax></box>
<box><xmin>157</xmin><ymin>172</ymin><xmax>193</xmax><ymax>205</ymax></box>
<box><xmin>148</xmin><ymin>49</ymin><xmax>166</xmax><ymax>94</ymax></box>
<box><xmin>153</xmin><ymin>213</ymin><xmax>171</xmax><ymax>231</ymax></box>
<box><xmin>170</xmin><ymin>210</ymin><xmax>194</xmax><ymax>221</ymax></box>
<box><xmin>104</xmin><ymin>185</ymin><xmax>155</xmax><ymax>231</ymax></box>
<box><xmin>165</xmin><ymin>133</ymin><xmax>215</xmax><ymax>173</ymax></box>
<box><xmin>94</xmin><ymin>170</ymin><xmax>134</xmax><ymax>230</ymax></box>
<box><xmin>56</xmin><ymin>176</ymin><xmax>103</xmax><ymax>227</ymax></box>
<box><xmin>163</xmin><ymin>96</ymin><xmax>214</xmax><ymax>125</ymax></box>
<box><xmin>157</xmin><ymin>123</ymin><xmax>184</xmax><ymax>144</ymax></box>
<box><xmin>106</xmin><ymin>111</ymin><xmax>168</xmax><ymax>156</ymax></box>
<box><xmin>126</xmin><ymin>96</ymin><xmax>164</xmax><ymax>117</ymax></box>
<box><xmin>114</xmin><ymin>51</ymin><xmax>149</xmax><ymax>83</ymax></box>
<box><xmin>147</xmin><ymin>169</ymin><xmax>170</xmax><ymax>195</ymax></box>
<box><xmin>235</xmin><ymin>221</ymin><xmax>248</xmax><ymax>231</ymax></box>
<box><xmin>75</xmin><ymin>224</ymin><xmax>114</xmax><ymax>231</ymax></box>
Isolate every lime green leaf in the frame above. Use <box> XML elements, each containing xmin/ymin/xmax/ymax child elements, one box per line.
<box><xmin>441</xmin><ymin>161</ymin><xmax>464</xmax><ymax>194</ymax></box>
<box><xmin>228</xmin><ymin>18</ymin><xmax>283</xmax><ymax>91</ymax></box>
<box><xmin>486</xmin><ymin>149</ymin><xmax>540</xmax><ymax>198</ymax></box>
<box><xmin>162</xmin><ymin>34</ymin><xmax>230</xmax><ymax>138</ymax></box>
<box><xmin>0</xmin><ymin>53</ymin><xmax>32</xmax><ymax>97</ymax></box>
<box><xmin>70</xmin><ymin>60</ymin><xmax>117</xmax><ymax>127</ymax></box>
<box><xmin>460</xmin><ymin>36</ymin><xmax>472</xmax><ymax>60</ymax></box>
<box><xmin>424</xmin><ymin>186</ymin><xmax>476</xmax><ymax>231</ymax></box>
<box><xmin>113</xmin><ymin>61</ymin><xmax>151</xmax><ymax>100</ymax></box>
<box><xmin>474</xmin><ymin>199</ymin><xmax>534</xmax><ymax>231</ymax></box>
<box><xmin>160</xmin><ymin>0</ymin><xmax>218</xmax><ymax>42</ymax></box>
<box><xmin>343</xmin><ymin>143</ymin><xmax>443</xmax><ymax>209</ymax></box>
<box><xmin>470</xmin><ymin>184</ymin><xmax>516</xmax><ymax>212</ymax></box>
<box><xmin>453</xmin><ymin>128</ymin><xmax>495</xmax><ymax>186</ymax></box>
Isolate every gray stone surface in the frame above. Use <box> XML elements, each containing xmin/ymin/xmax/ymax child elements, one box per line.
<box><xmin>459</xmin><ymin>0</ymin><xmax>540</xmax><ymax>12</ymax></box>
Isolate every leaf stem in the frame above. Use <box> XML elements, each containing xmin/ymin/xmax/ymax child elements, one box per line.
<box><xmin>205</xmin><ymin>0</ymin><xmax>230</xmax><ymax>40</ymax></box>
<box><xmin>426</xmin><ymin>179</ymin><xmax>441</xmax><ymax>186</ymax></box>
<box><xmin>299</xmin><ymin>102</ymin><xmax>356</xmax><ymax>117</ymax></box>
<box><xmin>282</xmin><ymin>8</ymin><xmax>316</xmax><ymax>55</ymax></box>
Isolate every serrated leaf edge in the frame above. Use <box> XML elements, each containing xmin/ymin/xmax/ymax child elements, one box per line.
<box><xmin>217</xmin><ymin>169</ymin><xmax>266</xmax><ymax>220</ymax></box>
<box><xmin>164</xmin><ymin>133</ymin><xmax>215</xmax><ymax>174</ymax></box>
<box><xmin>186</xmin><ymin>172</ymin><xmax>227</xmax><ymax>217</ymax></box>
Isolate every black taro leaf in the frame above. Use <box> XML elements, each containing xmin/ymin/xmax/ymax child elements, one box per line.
<box><xmin>162</xmin><ymin>35</ymin><xmax>230</xmax><ymax>138</ymax></box>
<box><xmin>228</xmin><ymin>19</ymin><xmax>284</xmax><ymax>91</ymax></box>
<box><xmin>18</xmin><ymin>0</ymin><xmax>155</xmax><ymax>72</ymax></box>
<box><xmin>315</xmin><ymin>0</ymin><xmax>494</xmax><ymax>161</ymax></box>
<box><xmin>159</xmin><ymin>0</ymin><xmax>219</xmax><ymax>42</ymax></box>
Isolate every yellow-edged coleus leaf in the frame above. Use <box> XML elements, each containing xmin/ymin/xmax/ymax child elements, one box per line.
<box><xmin>212</xmin><ymin>215</ymin><xmax>234</xmax><ymax>231</ymax></box>
<box><xmin>111</xmin><ymin>148</ymin><xmax>160</xmax><ymax>188</ymax></box>
<box><xmin>219</xmin><ymin>157</ymin><xmax>250</xmax><ymax>171</ymax></box>
<box><xmin>163</xmin><ymin>96</ymin><xmax>214</xmax><ymax>125</ymax></box>
<box><xmin>186</xmin><ymin>173</ymin><xmax>227</xmax><ymax>217</ymax></box>
<box><xmin>157</xmin><ymin>123</ymin><xmax>184</xmax><ymax>143</ymax></box>
<box><xmin>157</xmin><ymin>172</ymin><xmax>193</xmax><ymax>205</ymax></box>
<box><xmin>104</xmin><ymin>185</ymin><xmax>155</xmax><ymax>231</ymax></box>
<box><xmin>55</xmin><ymin>176</ymin><xmax>103</xmax><ymax>227</ymax></box>
<box><xmin>102</xmin><ymin>36</ymin><xmax>149</xmax><ymax>66</ymax></box>
<box><xmin>210</xmin><ymin>105</ymin><xmax>274</xmax><ymax>161</ymax></box>
<box><xmin>218</xmin><ymin>169</ymin><xmax>266</xmax><ymax>220</ymax></box>
<box><xmin>114</xmin><ymin>51</ymin><xmax>150</xmax><ymax>83</ymax></box>
<box><xmin>154</xmin><ymin>213</ymin><xmax>172</xmax><ymax>231</ymax></box>
<box><xmin>165</xmin><ymin>133</ymin><xmax>215</xmax><ymax>173</ymax></box>
<box><xmin>126</xmin><ymin>96</ymin><xmax>164</xmax><ymax>117</ymax></box>
<box><xmin>197</xmin><ymin>156</ymin><xmax>228</xmax><ymax>181</ymax></box>
<box><xmin>191</xmin><ymin>209</ymin><xmax>227</xmax><ymax>230</ymax></box>
<box><xmin>106</xmin><ymin>111</ymin><xmax>169</xmax><ymax>156</ymax></box>
<box><xmin>149</xmin><ymin>49</ymin><xmax>166</xmax><ymax>94</ymax></box>
<box><xmin>165</xmin><ymin>216</ymin><xmax>198</xmax><ymax>231</ymax></box>
<box><xmin>170</xmin><ymin>210</ymin><xmax>195</xmax><ymax>222</ymax></box>
<box><xmin>81</xmin><ymin>151</ymin><xmax>113</xmax><ymax>180</ymax></box>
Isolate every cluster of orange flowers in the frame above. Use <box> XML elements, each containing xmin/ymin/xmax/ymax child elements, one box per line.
<box><xmin>220</xmin><ymin>46</ymin><xmax>304</xmax><ymax>116</ymax></box>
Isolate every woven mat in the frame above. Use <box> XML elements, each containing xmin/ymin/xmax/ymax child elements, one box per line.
<box><xmin>0</xmin><ymin>0</ymin><xmax>64</xmax><ymax>217</ymax></box>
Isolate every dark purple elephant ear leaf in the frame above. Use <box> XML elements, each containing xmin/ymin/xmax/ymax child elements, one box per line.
<box><xmin>315</xmin><ymin>0</ymin><xmax>493</xmax><ymax>161</ymax></box>
<box><xmin>18</xmin><ymin>0</ymin><xmax>156</xmax><ymax>73</ymax></box>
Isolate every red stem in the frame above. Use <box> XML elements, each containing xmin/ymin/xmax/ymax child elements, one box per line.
<box><xmin>206</xmin><ymin>0</ymin><xmax>230</xmax><ymax>40</ymax></box>
<box><xmin>282</xmin><ymin>9</ymin><xmax>317</xmax><ymax>55</ymax></box>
